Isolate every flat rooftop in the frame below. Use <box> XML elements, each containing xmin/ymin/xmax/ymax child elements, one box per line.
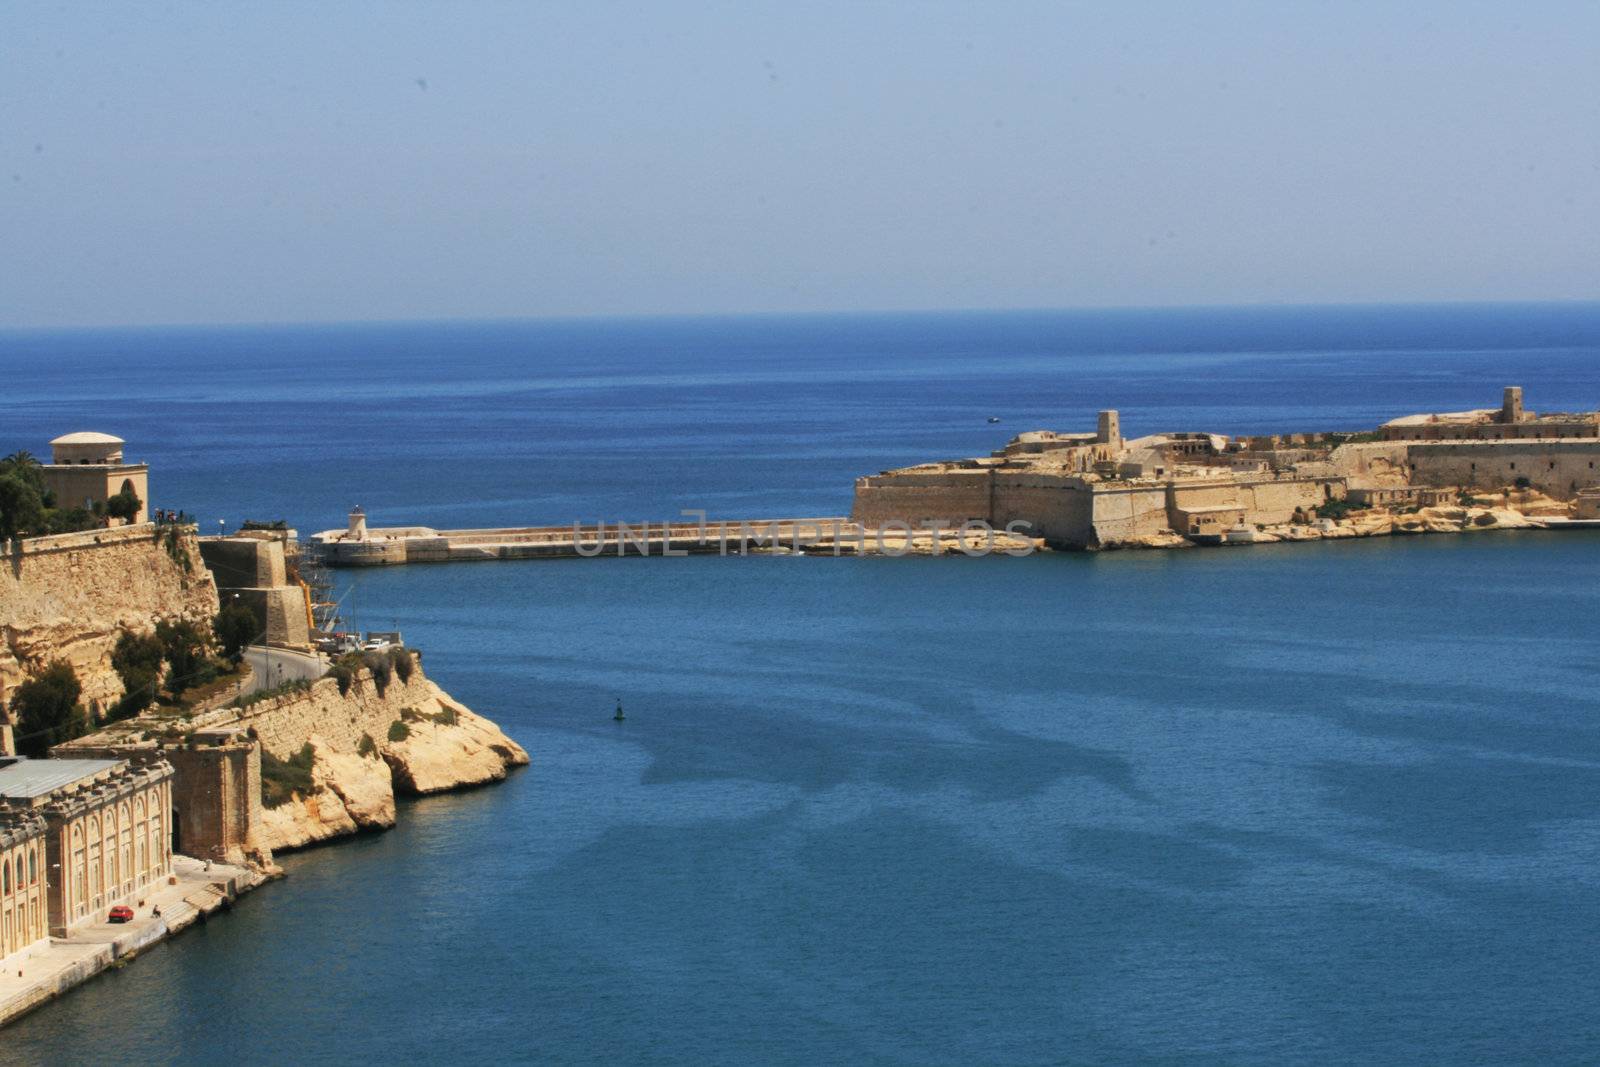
<box><xmin>0</xmin><ymin>757</ymin><xmax>121</xmax><ymax>801</ymax></box>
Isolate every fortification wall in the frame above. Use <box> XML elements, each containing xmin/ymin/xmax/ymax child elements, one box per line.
<box><xmin>851</xmin><ymin>472</ymin><xmax>994</xmax><ymax>528</ymax></box>
<box><xmin>1088</xmin><ymin>485</ymin><xmax>1171</xmax><ymax>546</ymax></box>
<box><xmin>1404</xmin><ymin>441</ymin><xmax>1600</xmax><ymax>498</ymax></box>
<box><xmin>166</xmin><ymin>742</ymin><xmax>264</xmax><ymax>866</ymax></box>
<box><xmin>991</xmin><ymin>474</ymin><xmax>1097</xmax><ymax>546</ymax></box>
<box><xmin>1242</xmin><ymin>479</ymin><xmax>1331</xmax><ymax>523</ymax></box>
<box><xmin>198</xmin><ymin>538</ymin><xmax>286</xmax><ymax>589</ymax></box>
<box><xmin>0</xmin><ymin>525</ymin><xmax>217</xmax><ymax>712</ymax></box>
<box><xmin>227</xmin><ymin>663</ymin><xmax>425</xmax><ymax>759</ymax></box>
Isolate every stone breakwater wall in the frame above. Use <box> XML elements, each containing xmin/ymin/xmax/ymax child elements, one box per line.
<box><xmin>0</xmin><ymin>524</ymin><xmax>217</xmax><ymax>710</ymax></box>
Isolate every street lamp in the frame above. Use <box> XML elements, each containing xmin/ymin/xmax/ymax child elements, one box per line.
<box><xmin>217</xmin><ymin>519</ymin><xmax>225</xmax><ymax>537</ymax></box>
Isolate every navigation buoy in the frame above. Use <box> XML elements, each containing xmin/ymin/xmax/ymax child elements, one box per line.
<box><xmin>614</xmin><ymin>700</ymin><xmax>625</xmax><ymax>722</ymax></box>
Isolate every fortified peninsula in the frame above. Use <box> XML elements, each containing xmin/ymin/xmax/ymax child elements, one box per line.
<box><xmin>0</xmin><ymin>433</ymin><xmax>526</xmax><ymax>1026</ymax></box>
<box><xmin>851</xmin><ymin>386</ymin><xmax>1600</xmax><ymax>550</ymax></box>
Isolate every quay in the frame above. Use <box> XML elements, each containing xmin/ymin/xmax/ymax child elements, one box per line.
<box><xmin>0</xmin><ymin>856</ymin><xmax>265</xmax><ymax>1028</ymax></box>
<box><xmin>308</xmin><ymin>509</ymin><xmax>857</xmax><ymax>566</ymax></box>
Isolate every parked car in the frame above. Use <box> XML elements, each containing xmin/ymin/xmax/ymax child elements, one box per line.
<box><xmin>108</xmin><ymin>905</ymin><xmax>134</xmax><ymax>923</ymax></box>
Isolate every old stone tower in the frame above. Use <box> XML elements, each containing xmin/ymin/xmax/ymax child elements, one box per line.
<box><xmin>1500</xmin><ymin>386</ymin><xmax>1525</xmax><ymax>424</ymax></box>
<box><xmin>1096</xmin><ymin>410</ymin><xmax>1122</xmax><ymax>448</ymax></box>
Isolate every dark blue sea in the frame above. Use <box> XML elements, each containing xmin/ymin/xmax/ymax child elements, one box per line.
<box><xmin>3</xmin><ymin>304</ymin><xmax>1600</xmax><ymax>1065</ymax></box>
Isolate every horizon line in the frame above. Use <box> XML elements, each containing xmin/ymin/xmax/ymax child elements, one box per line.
<box><xmin>4</xmin><ymin>296</ymin><xmax>1600</xmax><ymax>335</ymax></box>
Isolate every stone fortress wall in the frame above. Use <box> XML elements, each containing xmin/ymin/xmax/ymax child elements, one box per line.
<box><xmin>851</xmin><ymin>388</ymin><xmax>1600</xmax><ymax>549</ymax></box>
<box><xmin>196</xmin><ymin>537</ymin><xmax>311</xmax><ymax>649</ymax></box>
<box><xmin>0</xmin><ymin>525</ymin><xmax>217</xmax><ymax>711</ymax></box>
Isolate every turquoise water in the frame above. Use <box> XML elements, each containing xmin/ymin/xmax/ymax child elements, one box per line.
<box><xmin>3</xmin><ymin>306</ymin><xmax>1600</xmax><ymax>1063</ymax></box>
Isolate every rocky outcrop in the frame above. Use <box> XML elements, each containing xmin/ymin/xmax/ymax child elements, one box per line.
<box><xmin>382</xmin><ymin>687</ymin><xmax>530</xmax><ymax>794</ymax></box>
<box><xmin>259</xmin><ymin>736</ymin><xmax>396</xmax><ymax>851</ymax></box>
<box><xmin>207</xmin><ymin>656</ymin><xmax>527</xmax><ymax>852</ymax></box>
<box><xmin>0</xmin><ymin>525</ymin><xmax>216</xmax><ymax>710</ymax></box>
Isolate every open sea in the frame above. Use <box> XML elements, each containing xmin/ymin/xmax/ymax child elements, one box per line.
<box><xmin>3</xmin><ymin>303</ymin><xmax>1600</xmax><ymax>1065</ymax></box>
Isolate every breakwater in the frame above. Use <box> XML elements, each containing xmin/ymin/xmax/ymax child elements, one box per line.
<box><xmin>308</xmin><ymin>516</ymin><xmax>854</xmax><ymax>566</ymax></box>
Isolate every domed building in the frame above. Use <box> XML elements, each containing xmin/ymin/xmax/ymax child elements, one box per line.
<box><xmin>41</xmin><ymin>432</ymin><xmax>149</xmax><ymax>525</ymax></box>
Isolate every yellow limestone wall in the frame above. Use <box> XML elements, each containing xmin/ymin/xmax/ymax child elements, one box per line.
<box><xmin>0</xmin><ymin>525</ymin><xmax>218</xmax><ymax>712</ymax></box>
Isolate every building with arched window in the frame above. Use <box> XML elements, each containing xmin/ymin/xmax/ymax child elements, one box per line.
<box><xmin>38</xmin><ymin>432</ymin><xmax>150</xmax><ymax>525</ymax></box>
<box><xmin>0</xmin><ymin>756</ymin><xmax>172</xmax><ymax>938</ymax></box>
<box><xmin>0</xmin><ymin>807</ymin><xmax>47</xmax><ymax>962</ymax></box>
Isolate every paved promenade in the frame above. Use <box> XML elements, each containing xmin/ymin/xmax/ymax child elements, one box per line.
<box><xmin>0</xmin><ymin>856</ymin><xmax>266</xmax><ymax>1028</ymax></box>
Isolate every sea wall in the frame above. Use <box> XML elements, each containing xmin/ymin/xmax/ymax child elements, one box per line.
<box><xmin>0</xmin><ymin>524</ymin><xmax>217</xmax><ymax>711</ymax></box>
<box><xmin>992</xmin><ymin>473</ymin><xmax>1099</xmax><ymax>547</ymax></box>
<box><xmin>851</xmin><ymin>470</ymin><xmax>994</xmax><ymax>529</ymax></box>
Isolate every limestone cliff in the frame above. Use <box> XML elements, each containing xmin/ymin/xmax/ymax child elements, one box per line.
<box><xmin>260</xmin><ymin>736</ymin><xmax>396</xmax><ymax>850</ymax></box>
<box><xmin>0</xmin><ymin>524</ymin><xmax>217</xmax><ymax>710</ymax></box>
<box><xmin>206</xmin><ymin>656</ymin><xmax>527</xmax><ymax>853</ymax></box>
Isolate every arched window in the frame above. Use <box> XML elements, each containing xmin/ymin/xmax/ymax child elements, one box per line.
<box><xmin>3</xmin><ymin>860</ymin><xmax>10</xmax><ymax>895</ymax></box>
<box><xmin>28</xmin><ymin>849</ymin><xmax>36</xmax><ymax>885</ymax></box>
<box><xmin>12</xmin><ymin>857</ymin><xmax>19</xmax><ymax>892</ymax></box>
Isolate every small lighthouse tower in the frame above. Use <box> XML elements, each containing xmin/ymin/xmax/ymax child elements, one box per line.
<box><xmin>347</xmin><ymin>506</ymin><xmax>368</xmax><ymax>541</ymax></box>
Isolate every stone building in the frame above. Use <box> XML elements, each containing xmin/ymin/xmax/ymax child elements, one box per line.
<box><xmin>0</xmin><ymin>806</ymin><xmax>47</xmax><ymax>962</ymax></box>
<box><xmin>196</xmin><ymin>534</ymin><xmax>312</xmax><ymax>650</ymax></box>
<box><xmin>0</xmin><ymin>756</ymin><xmax>174</xmax><ymax>937</ymax></box>
<box><xmin>39</xmin><ymin>432</ymin><xmax>150</xmax><ymax>525</ymax></box>
<box><xmin>1378</xmin><ymin>386</ymin><xmax>1600</xmax><ymax>442</ymax></box>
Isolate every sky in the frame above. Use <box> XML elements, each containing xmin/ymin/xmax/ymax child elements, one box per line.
<box><xmin>1</xmin><ymin>1</ymin><xmax>1597</xmax><ymax>328</ymax></box>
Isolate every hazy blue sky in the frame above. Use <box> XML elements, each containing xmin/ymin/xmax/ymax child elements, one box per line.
<box><xmin>3</xmin><ymin>1</ymin><xmax>1597</xmax><ymax>327</ymax></box>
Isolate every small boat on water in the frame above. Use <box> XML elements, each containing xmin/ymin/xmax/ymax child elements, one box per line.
<box><xmin>987</xmin><ymin>416</ymin><xmax>1001</xmax><ymax>423</ymax></box>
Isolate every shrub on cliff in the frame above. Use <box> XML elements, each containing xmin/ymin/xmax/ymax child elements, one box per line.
<box><xmin>387</xmin><ymin>720</ymin><xmax>410</xmax><ymax>743</ymax></box>
<box><xmin>260</xmin><ymin>742</ymin><xmax>315</xmax><ymax>809</ymax></box>
<box><xmin>155</xmin><ymin>619</ymin><xmax>211</xmax><ymax>700</ymax></box>
<box><xmin>110</xmin><ymin>630</ymin><xmax>165</xmax><ymax>718</ymax></box>
<box><xmin>213</xmin><ymin>602</ymin><xmax>258</xmax><ymax>663</ymax></box>
<box><xmin>9</xmin><ymin>661</ymin><xmax>87</xmax><ymax>757</ymax></box>
<box><xmin>328</xmin><ymin>660</ymin><xmax>356</xmax><ymax>696</ymax></box>
<box><xmin>362</xmin><ymin>651</ymin><xmax>393</xmax><ymax>697</ymax></box>
<box><xmin>388</xmin><ymin>647</ymin><xmax>414</xmax><ymax>684</ymax></box>
<box><xmin>357</xmin><ymin>733</ymin><xmax>378</xmax><ymax>758</ymax></box>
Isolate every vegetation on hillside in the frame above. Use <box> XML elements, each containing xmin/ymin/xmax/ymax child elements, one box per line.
<box><xmin>8</xmin><ymin>661</ymin><xmax>88</xmax><ymax>756</ymax></box>
<box><xmin>260</xmin><ymin>742</ymin><xmax>316</xmax><ymax>808</ymax></box>
<box><xmin>213</xmin><ymin>601</ymin><xmax>258</xmax><ymax>662</ymax></box>
<box><xmin>109</xmin><ymin>630</ymin><xmax>165</xmax><ymax>720</ymax></box>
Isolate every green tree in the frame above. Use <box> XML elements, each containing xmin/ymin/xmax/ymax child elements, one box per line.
<box><xmin>0</xmin><ymin>472</ymin><xmax>45</xmax><ymax>542</ymax></box>
<box><xmin>0</xmin><ymin>452</ymin><xmax>48</xmax><ymax>496</ymax></box>
<box><xmin>213</xmin><ymin>602</ymin><xmax>258</xmax><ymax>663</ymax></box>
<box><xmin>105</xmin><ymin>486</ymin><xmax>142</xmax><ymax>523</ymax></box>
<box><xmin>9</xmin><ymin>661</ymin><xmax>87</xmax><ymax>757</ymax></box>
<box><xmin>155</xmin><ymin>618</ymin><xmax>210</xmax><ymax>699</ymax></box>
<box><xmin>43</xmin><ymin>507</ymin><xmax>97</xmax><ymax>535</ymax></box>
<box><xmin>110</xmin><ymin>630</ymin><xmax>165</xmax><ymax>717</ymax></box>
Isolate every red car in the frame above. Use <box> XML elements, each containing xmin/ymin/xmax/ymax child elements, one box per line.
<box><xmin>108</xmin><ymin>905</ymin><xmax>134</xmax><ymax>923</ymax></box>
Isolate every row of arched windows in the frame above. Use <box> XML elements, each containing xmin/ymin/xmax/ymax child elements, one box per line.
<box><xmin>0</xmin><ymin>840</ymin><xmax>45</xmax><ymax>958</ymax></box>
<box><xmin>68</xmin><ymin>782</ymin><xmax>170</xmax><ymax>920</ymax></box>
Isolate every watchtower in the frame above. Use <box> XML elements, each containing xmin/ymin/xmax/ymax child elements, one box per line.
<box><xmin>1096</xmin><ymin>410</ymin><xmax>1122</xmax><ymax>448</ymax></box>
<box><xmin>1500</xmin><ymin>386</ymin><xmax>1525</xmax><ymax>424</ymax></box>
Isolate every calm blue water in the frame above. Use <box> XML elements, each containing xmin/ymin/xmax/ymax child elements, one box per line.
<box><xmin>3</xmin><ymin>305</ymin><xmax>1600</xmax><ymax>1065</ymax></box>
